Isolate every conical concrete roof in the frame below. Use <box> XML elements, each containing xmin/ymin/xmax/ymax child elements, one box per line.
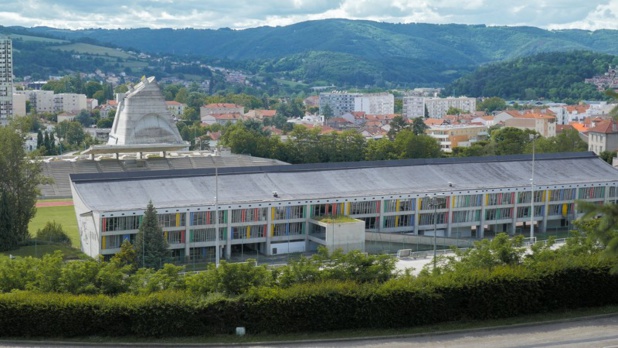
<box><xmin>107</xmin><ymin>77</ymin><xmax>185</xmax><ymax>145</ymax></box>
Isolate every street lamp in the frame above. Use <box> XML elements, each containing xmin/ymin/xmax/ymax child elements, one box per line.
<box><xmin>215</xmin><ymin>165</ymin><xmax>220</xmax><ymax>266</ymax></box>
<box><xmin>530</xmin><ymin>133</ymin><xmax>536</xmax><ymax>244</ymax></box>
<box><xmin>431</xmin><ymin>196</ymin><xmax>444</xmax><ymax>270</ymax></box>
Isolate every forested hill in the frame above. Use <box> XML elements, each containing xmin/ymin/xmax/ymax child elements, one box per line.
<box><xmin>21</xmin><ymin>20</ymin><xmax>618</xmax><ymax>65</ymax></box>
<box><xmin>8</xmin><ymin>19</ymin><xmax>618</xmax><ymax>88</ymax></box>
<box><xmin>442</xmin><ymin>51</ymin><xmax>618</xmax><ymax>103</ymax></box>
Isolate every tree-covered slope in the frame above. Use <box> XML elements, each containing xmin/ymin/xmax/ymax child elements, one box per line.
<box><xmin>442</xmin><ymin>51</ymin><xmax>618</xmax><ymax>102</ymax></box>
<box><xmin>22</xmin><ymin>20</ymin><xmax>618</xmax><ymax>65</ymax></box>
<box><xmin>8</xmin><ymin>20</ymin><xmax>618</xmax><ymax>89</ymax></box>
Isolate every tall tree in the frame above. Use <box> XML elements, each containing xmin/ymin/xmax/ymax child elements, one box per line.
<box><xmin>411</xmin><ymin>117</ymin><xmax>429</xmax><ymax>135</ymax></box>
<box><xmin>0</xmin><ymin>190</ymin><xmax>16</xmax><ymax>251</ymax></box>
<box><xmin>0</xmin><ymin>125</ymin><xmax>47</xmax><ymax>248</ymax></box>
<box><xmin>134</xmin><ymin>201</ymin><xmax>171</xmax><ymax>270</ymax></box>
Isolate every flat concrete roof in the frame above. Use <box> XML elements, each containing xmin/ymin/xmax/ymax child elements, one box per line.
<box><xmin>70</xmin><ymin>152</ymin><xmax>618</xmax><ymax>213</ymax></box>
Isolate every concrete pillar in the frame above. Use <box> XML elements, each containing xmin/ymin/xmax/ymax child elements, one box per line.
<box><xmin>265</xmin><ymin>207</ymin><xmax>272</xmax><ymax>256</ymax></box>
<box><xmin>479</xmin><ymin>192</ymin><xmax>486</xmax><ymax>239</ymax></box>
<box><xmin>184</xmin><ymin>212</ymin><xmax>191</xmax><ymax>258</ymax></box>
<box><xmin>446</xmin><ymin>195</ymin><xmax>452</xmax><ymax>237</ymax></box>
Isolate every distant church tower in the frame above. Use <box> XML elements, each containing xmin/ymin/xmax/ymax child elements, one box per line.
<box><xmin>107</xmin><ymin>76</ymin><xmax>185</xmax><ymax>146</ymax></box>
<box><xmin>0</xmin><ymin>36</ymin><xmax>13</xmax><ymax>126</ymax></box>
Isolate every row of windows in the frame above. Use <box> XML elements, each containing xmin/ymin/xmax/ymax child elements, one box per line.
<box><xmin>453</xmin><ymin>194</ymin><xmax>483</xmax><ymax>208</ymax></box>
<box><xmin>158</xmin><ymin>213</ymin><xmax>186</xmax><ymax>227</ymax></box>
<box><xmin>383</xmin><ymin>215</ymin><xmax>414</xmax><ymax>228</ymax></box>
<box><xmin>273</xmin><ymin>222</ymin><xmax>304</xmax><ymax>237</ymax></box>
<box><xmin>351</xmin><ymin>201</ymin><xmax>379</xmax><ymax>214</ymax></box>
<box><xmin>102</xmin><ymin>216</ymin><xmax>140</xmax><ymax>232</ymax></box>
<box><xmin>486</xmin><ymin>193</ymin><xmax>514</xmax><ymax>206</ymax></box>
<box><xmin>383</xmin><ymin>199</ymin><xmax>415</xmax><ymax>213</ymax></box>
<box><xmin>191</xmin><ymin>211</ymin><xmax>225</xmax><ymax>226</ymax></box>
<box><xmin>578</xmin><ymin>187</ymin><xmax>605</xmax><ymax>199</ymax></box>
<box><xmin>101</xmin><ymin>187</ymin><xmax>612</xmax><ymax>233</ymax></box>
<box><xmin>232</xmin><ymin>225</ymin><xmax>266</xmax><ymax>240</ymax></box>
<box><xmin>273</xmin><ymin>206</ymin><xmax>305</xmax><ymax>220</ymax></box>
<box><xmin>231</xmin><ymin>208</ymin><xmax>268</xmax><ymax>223</ymax></box>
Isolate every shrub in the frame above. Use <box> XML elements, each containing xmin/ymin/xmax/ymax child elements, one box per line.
<box><xmin>36</xmin><ymin>221</ymin><xmax>71</xmax><ymax>245</ymax></box>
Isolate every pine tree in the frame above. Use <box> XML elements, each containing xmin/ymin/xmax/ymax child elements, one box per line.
<box><xmin>134</xmin><ymin>201</ymin><xmax>171</xmax><ymax>270</ymax></box>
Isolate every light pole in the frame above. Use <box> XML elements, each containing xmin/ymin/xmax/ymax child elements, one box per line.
<box><xmin>530</xmin><ymin>133</ymin><xmax>536</xmax><ymax>244</ymax></box>
<box><xmin>431</xmin><ymin>196</ymin><xmax>444</xmax><ymax>270</ymax></box>
<box><xmin>215</xmin><ymin>165</ymin><xmax>220</xmax><ymax>266</ymax></box>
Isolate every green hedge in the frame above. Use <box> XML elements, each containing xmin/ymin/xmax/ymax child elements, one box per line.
<box><xmin>0</xmin><ymin>261</ymin><xmax>617</xmax><ymax>338</ymax></box>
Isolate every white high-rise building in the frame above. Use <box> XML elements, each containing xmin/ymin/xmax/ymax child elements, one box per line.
<box><xmin>319</xmin><ymin>91</ymin><xmax>395</xmax><ymax>117</ymax></box>
<box><xmin>354</xmin><ymin>93</ymin><xmax>395</xmax><ymax>115</ymax></box>
<box><xmin>319</xmin><ymin>91</ymin><xmax>361</xmax><ymax>117</ymax></box>
<box><xmin>403</xmin><ymin>96</ymin><xmax>477</xmax><ymax>119</ymax></box>
<box><xmin>0</xmin><ymin>36</ymin><xmax>13</xmax><ymax>126</ymax></box>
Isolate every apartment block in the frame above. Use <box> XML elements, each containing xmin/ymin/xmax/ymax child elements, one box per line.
<box><xmin>426</xmin><ymin>125</ymin><xmax>489</xmax><ymax>153</ymax></box>
<box><xmin>353</xmin><ymin>93</ymin><xmax>395</xmax><ymax>115</ymax></box>
<box><xmin>0</xmin><ymin>36</ymin><xmax>13</xmax><ymax>126</ymax></box>
<box><xmin>403</xmin><ymin>96</ymin><xmax>477</xmax><ymax>119</ymax></box>
<box><xmin>14</xmin><ymin>90</ymin><xmax>87</xmax><ymax>114</ymax></box>
<box><xmin>319</xmin><ymin>91</ymin><xmax>362</xmax><ymax>117</ymax></box>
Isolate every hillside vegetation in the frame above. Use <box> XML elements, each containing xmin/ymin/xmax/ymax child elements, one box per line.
<box><xmin>9</xmin><ymin>20</ymin><xmax>618</xmax><ymax>88</ymax></box>
<box><xmin>443</xmin><ymin>51</ymin><xmax>618</xmax><ymax>102</ymax></box>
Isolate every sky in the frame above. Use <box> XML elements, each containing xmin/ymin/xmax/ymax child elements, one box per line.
<box><xmin>1</xmin><ymin>1</ymin><xmax>618</xmax><ymax>31</ymax></box>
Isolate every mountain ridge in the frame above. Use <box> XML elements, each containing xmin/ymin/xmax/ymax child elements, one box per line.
<box><xmin>5</xmin><ymin>19</ymin><xmax>618</xmax><ymax>89</ymax></box>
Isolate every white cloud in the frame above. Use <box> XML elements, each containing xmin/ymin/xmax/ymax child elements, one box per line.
<box><xmin>0</xmin><ymin>0</ymin><xmax>615</xmax><ymax>30</ymax></box>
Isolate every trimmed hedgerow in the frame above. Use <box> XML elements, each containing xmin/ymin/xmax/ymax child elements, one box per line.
<box><xmin>0</xmin><ymin>259</ymin><xmax>617</xmax><ymax>338</ymax></box>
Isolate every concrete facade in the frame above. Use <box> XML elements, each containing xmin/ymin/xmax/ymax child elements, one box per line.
<box><xmin>0</xmin><ymin>36</ymin><xmax>13</xmax><ymax>126</ymax></box>
<box><xmin>403</xmin><ymin>96</ymin><xmax>477</xmax><ymax>119</ymax></box>
<box><xmin>353</xmin><ymin>93</ymin><xmax>395</xmax><ymax>116</ymax></box>
<box><xmin>69</xmin><ymin>152</ymin><xmax>618</xmax><ymax>262</ymax></box>
<box><xmin>107</xmin><ymin>77</ymin><xmax>185</xmax><ymax>146</ymax></box>
<box><xmin>319</xmin><ymin>91</ymin><xmax>362</xmax><ymax>117</ymax></box>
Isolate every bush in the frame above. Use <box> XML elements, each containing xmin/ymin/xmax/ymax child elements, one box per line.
<box><xmin>36</xmin><ymin>221</ymin><xmax>71</xmax><ymax>245</ymax></box>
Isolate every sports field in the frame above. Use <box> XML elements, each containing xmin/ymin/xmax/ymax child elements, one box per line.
<box><xmin>29</xmin><ymin>200</ymin><xmax>80</xmax><ymax>247</ymax></box>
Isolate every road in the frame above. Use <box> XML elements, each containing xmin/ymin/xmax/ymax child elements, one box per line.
<box><xmin>259</xmin><ymin>314</ymin><xmax>618</xmax><ymax>348</ymax></box>
<box><xmin>1</xmin><ymin>314</ymin><xmax>617</xmax><ymax>348</ymax></box>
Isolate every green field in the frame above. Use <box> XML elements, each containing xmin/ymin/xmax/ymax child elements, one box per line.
<box><xmin>51</xmin><ymin>43</ymin><xmax>134</xmax><ymax>59</ymax></box>
<box><xmin>29</xmin><ymin>205</ymin><xmax>80</xmax><ymax>248</ymax></box>
<box><xmin>0</xmin><ymin>203</ymin><xmax>85</xmax><ymax>259</ymax></box>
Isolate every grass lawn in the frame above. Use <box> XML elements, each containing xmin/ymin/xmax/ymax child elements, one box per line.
<box><xmin>29</xmin><ymin>205</ymin><xmax>79</xmax><ymax>246</ymax></box>
<box><xmin>0</xmin><ymin>203</ymin><xmax>86</xmax><ymax>259</ymax></box>
<box><xmin>1</xmin><ymin>244</ymin><xmax>86</xmax><ymax>260</ymax></box>
<box><xmin>51</xmin><ymin>43</ymin><xmax>134</xmax><ymax>59</ymax></box>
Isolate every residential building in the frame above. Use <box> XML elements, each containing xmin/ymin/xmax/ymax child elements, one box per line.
<box><xmin>166</xmin><ymin>100</ymin><xmax>186</xmax><ymax>118</ymax></box>
<box><xmin>14</xmin><ymin>90</ymin><xmax>87</xmax><ymax>114</ymax></box>
<box><xmin>354</xmin><ymin>93</ymin><xmax>395</xmax><ymax>116</ymax></box>
<box><xmin>403</xmin><ymin>96</ymin><xmax>476</xmax><ymax>119</ymax></box>
<box><xmin>54</xmin><ymin>93</ymin><xmax>87</xmax><ymax>114</ymax></box>
<box><xmin>0</xmin><ymin>36</ymin><xmax>13</xmax><ymax>125</ymax></box>
<box><xmin>200</xmin><ymin>103</ymin><xmax>244</xmax><ymax>120</ymax></box>
<box><xmin>12</xmin><ymin>92</ymin><xmax>26</xmax><ymax>117</ymax></box>
<box><xmin>319</xmin><ymin>91</ymin><xmax>362</xmax><ymax>117</ymax></box>
<box><xmin>587</xmin><ymin>119</ymin><xmax>618</xmax><ymax>155</ymax></box>
<box><xmin>503</xmin><ymin>112</ymin><xmax>557</xmax><ymax>137</ymax></box>
<box><xmin>426</xmin><ymin>125</ymin><xmax>488</xmax><ymax>153</ymax></box>
<box><xmin>86</xmin><ymin>98</ymin><xmax>99</xmax><ymax>111</ymax></box>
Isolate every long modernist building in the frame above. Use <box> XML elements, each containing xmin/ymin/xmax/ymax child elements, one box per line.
<box><xmin>70</xmin><ymin>152</ymin><xmax>618</xmax><ymax>261</ymax></box>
